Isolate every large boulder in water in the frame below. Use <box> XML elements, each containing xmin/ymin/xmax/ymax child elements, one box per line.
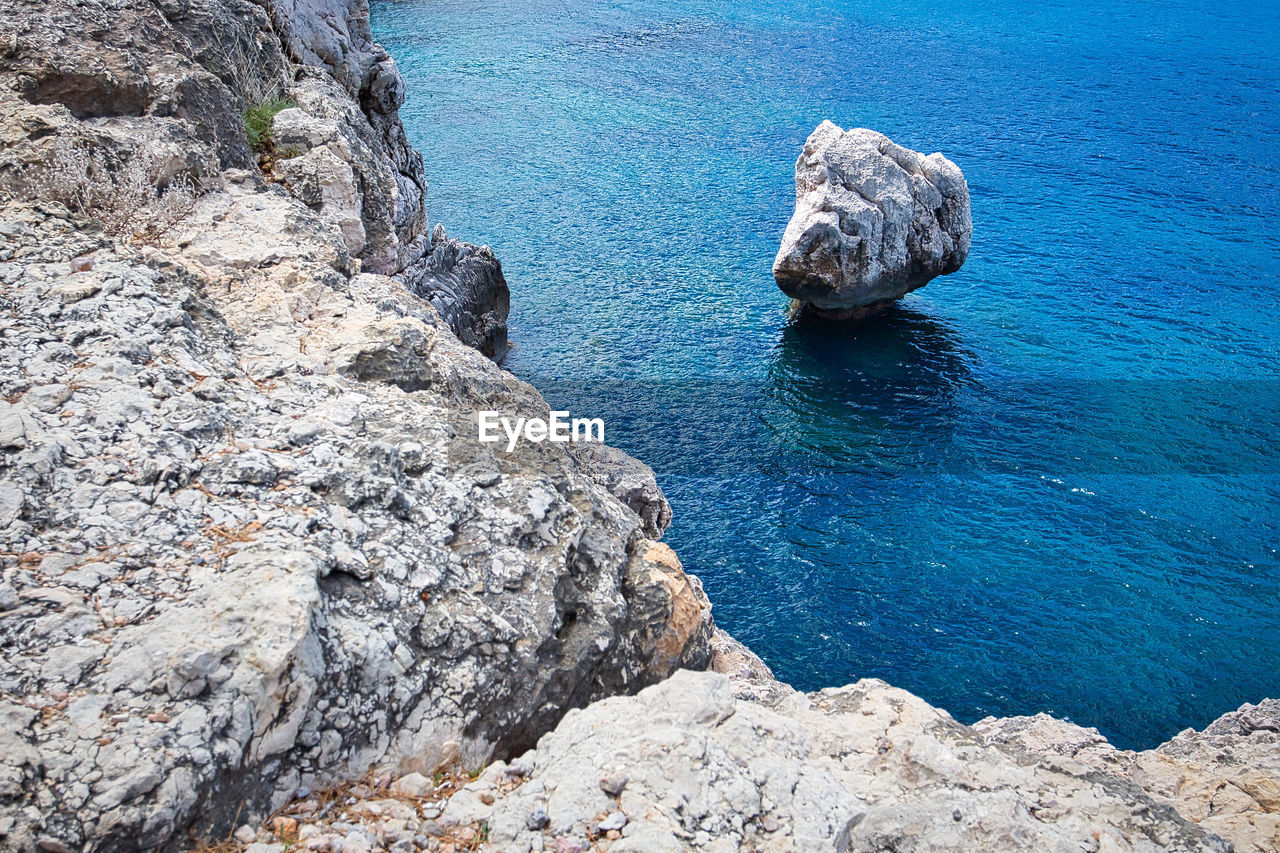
<box><xmin>773</xmin><ymin>121</ymin><xmax>972</xmax><ymax>317</ymax></box>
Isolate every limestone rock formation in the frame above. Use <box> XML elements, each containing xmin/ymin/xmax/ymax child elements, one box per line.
<box><xmin>0</xmin><ymin>194</ymin><xmax>712</xmax><ymax>851</ymax></box>
<box><xmin>182</xmin><ymin>666</ymin><xmax>1280</xmax><ymax>853</ymax></box>
<box><xmin>442</xmin><ymin>670</ymin><xmax>1231</xmax><ymax>852</ymax></box>
<box><xmin>978</xmin><ymin>700</ymin><xmax>1280</xmax><ymax>853</ymax></box>
<box><xmin>409</xmin><ymin>224</ymin><xmax>512</xmax><ymax>361</ymax></box>
<box><xmin>773</xmin><ymin>121</ymin><xmax>971</xmax><ymax>317</ymax></box>
<box><xmin>0</xmin><ymin>0</ymin><xmax>508</xmax><ymax>357</ymax></box>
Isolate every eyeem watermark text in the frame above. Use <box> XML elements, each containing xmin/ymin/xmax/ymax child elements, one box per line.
<box><xmin>478</xmin><ymin>411</ymin><xmax>604</xmax><ymax>452</ymax></box>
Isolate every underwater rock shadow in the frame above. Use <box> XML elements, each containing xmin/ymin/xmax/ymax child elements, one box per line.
<box><xmin>521</xmin><ymin>305</ymin><xmax>976</xmax><ymax>480</ymax></box>
<box><xmin>760</xmin><ymin>304</ymin><xmax>977</xmax><ymax>474</ymax></box>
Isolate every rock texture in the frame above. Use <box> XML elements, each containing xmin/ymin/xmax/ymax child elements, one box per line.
<box><xmin>0</xmin><ymin>194</ymin><xmax>710</xmax><ymax>851</ymax></box>
<box><xmin>183</xmin><ymin>669</ymin><xmax>1280</xmax><ymax>853</ymax></box>
<box><xmin>0</xmin><ymin>0</ymin><xmax>508</xmax><ymax>356</ymax></box>
<box><xmin>773</xmin><ymin>121</ymin><xmax>971</xmax><ymax>317</ymax></box>
<box><xmin>425</xmin><ymin>670</ymin><xmax>1232</xmax><ymax>852</ymax></box>
<box><xmin>410</xmin><ymin>225</ymin><xmax>511</xmax><ymax>361</ymax></box>
<box><xmin>978</xmin><ymin>700</ymin><xmax>1280</xmax><ymax>853</ymax></box>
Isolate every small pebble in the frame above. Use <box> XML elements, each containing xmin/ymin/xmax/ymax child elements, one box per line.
<box><xmin>599</xmin><ymin>772</ymin><xmax>628</xmax><ymax>796</ymax></box>
<box><xmin>597</xmin><ymin>811</ymin><xmax>626</xmax><ymax>832</ymax></box>
<box><xmin>391</xmin><ymin>772</ymin><xmax>433</xmax><ymax>798</ymax></box>
<box><xmin>503</xmin><ymin>759</ymin><xmax>534</xmax><ymax>778</ymax></box>
<box><xmin>269</xmin><ymin>816</ymin><xmax>298</xmax><ymax>836</ymax></box>
<box><xmin>525</xmin><ymin>807</ymin><xmax>550</xmax><ymax>831</ymax></box>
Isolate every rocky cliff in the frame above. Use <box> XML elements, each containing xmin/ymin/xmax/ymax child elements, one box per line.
<box><xmin>0</xmin><ymin>0</ymin><xmax>508</xmax><ymax>358</ymax></box>
<box><xmin>218</xmin><ymin>649</ymin><xmax>1278</xmax><ymax>853</ymax></box>
<box><xmin>0</xmin><ymin>2</ymin><xmax>1274</xmax><ymax>853</ymax></box>
<box><xmin>0</xmin><ymin>0</ymin><xmax>709</xmax><ymax>849</ymax></box>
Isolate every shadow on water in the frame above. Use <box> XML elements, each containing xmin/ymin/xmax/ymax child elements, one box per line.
<box><xmin>532</xmin><ymin>303</ymin><xmax>976</xmax><ymax>480</ymax></box>
<box><xmin>761</xmin><ymin>304</ymin><xmax>975</xmax><ymax>475</ymax></box>
<box><xmin>772</xmin><ymin>304</ymin><xmax>974</xmax><ymax>386</ymax></box>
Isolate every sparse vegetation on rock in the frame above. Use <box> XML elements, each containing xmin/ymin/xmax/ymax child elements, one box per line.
<box><xmin>29</xmin><ymin>138</ymin><xmax>198</xmax><ymax>243</ymax></box>
<box><xmin>242</xmin><ymin>97</ymin><xmax>298</xmax><ymax>157</ymax></box>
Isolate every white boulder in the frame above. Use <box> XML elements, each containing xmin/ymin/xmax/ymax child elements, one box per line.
<box><xmin>774</xmin><ymin>121</ymin><xmax>971</xmax><ymax>316</ymax></box>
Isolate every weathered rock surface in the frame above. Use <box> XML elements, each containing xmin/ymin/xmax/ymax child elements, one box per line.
<box><xmin>0</xmin><ymin>0</ymin><xmax>508</xmax><ymax>356</ymax></box>
<box><xmin>440</xmin><ymin>670</ymin><xmax>1232</xmax><ymax>852</ymax></box>
<box><xmin>773</xmin><ymin>121</ymin><xmax>971</xmax><ymax>317</ymax></box>
<box><xmin>409</xmin><ymin>224</ymin><xmax>511</xmax><ymax>361</ymax></box>
<box><xmin>186</xmin><ymin>673</ymin><xmax>1280</xmax><ymax>853</ymax></box>
<box><xmin>0</xmin><ymin>1</ymin><xmax>1273</xmax><ymax>852</ymax></box>
<box><xmin>0</xmin><ymin>191</ymin><xmax>709</xmax><ymax>849</ymax></box>
<box><xmin>707</xmin><ymin>627</ymin><xmax>795</xmax><ymax>707</ymax></box>
<box><xmin>978</xmin><ymin>699</ymin><xmax>1280</xmax><ymax>853</ymax></box>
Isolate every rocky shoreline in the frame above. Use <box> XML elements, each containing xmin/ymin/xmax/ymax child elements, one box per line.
<box><xmin>0</xmin><ymin>1</ymin><xmax>1274</xmax><ymax>852</ymax></box>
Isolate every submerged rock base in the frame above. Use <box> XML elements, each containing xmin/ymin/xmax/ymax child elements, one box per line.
<box><xmin>787</xmin><ymin>296</ymin><xmax>901</xmax><ymax>322</ymax></box>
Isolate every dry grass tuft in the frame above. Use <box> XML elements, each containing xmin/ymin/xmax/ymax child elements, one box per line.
<box><xmin>203</xmin><ymin>521</ymin><xmax>263</xmax><ymax>559</ymax></box>
<box><xmin>32</xmin><ymin>138</ymin><xmax>199</xmax><ymax>243</ymax></box>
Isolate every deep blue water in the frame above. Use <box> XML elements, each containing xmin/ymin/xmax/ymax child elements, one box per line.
<box><xmin>371</xmin><ymin>0</ymin><xmax>1280</xmax><ymax>748</ymax></box>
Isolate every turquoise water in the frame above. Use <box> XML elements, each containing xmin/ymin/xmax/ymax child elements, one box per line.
<box><xmin>372</xmin><ymin>0</ymin><xmax>1280</xmax><ymax>748</ymax></box>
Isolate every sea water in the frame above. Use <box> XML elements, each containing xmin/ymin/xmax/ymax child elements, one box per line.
<box><xmin>371</xmin><ymin>0</ymin><xmax>1280</xmax><ymax>748</ymax></box>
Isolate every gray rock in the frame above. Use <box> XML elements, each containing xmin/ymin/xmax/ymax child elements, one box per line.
<box><xmin>576</xmin><ymin>443</ymin><xmax>671</xmax><ymax>538</ymax></box>
<box><xmin>22</xmin><ymin>384</ymin><xmax>72</xmax><ymax>413</ymax></box>
<box><xmin>0</xmin><ymin>403</ymin><xmax>26</xmax><ymax>449</ymax></box>
<box><xmin>483</xmin><ymin>670</ymin><xmax>1231</xmax><ymax>853</ymax></box>
<box><xmin>979</xmin><ymin>699</ymin><xmax>1280</xmax><ymax>853</ymax></box>
<box><xmin>0</xmin><ymin>482</ymin><xmax>23</xmax><ymax>528</ymax></box>
<box><xmin>774</xmin><ymin>121</ymin><xmax>971</xmax><ymax>317</ymax></box>
<box><xmin>0</xmin><ymin>0</ymin><xmax>506</xmax><ymax>361</ymax></box>
<box><xmin>0</xmin><ymin>199</ymin><xmax>712</xmax><ymax>851</ymax></box>
<box><xmin>707</xmin><ymin>627</ymin><xmax>794</xmax><ymax>706</ymax></box>
<box><xmin>408</xmin><ymin>226</ymin><xmax>510</xmax><ymax>360</ymax></box>
<box><xmin>598</xmin><ymin>772</ymin><xmax>627</xmax><ymax>796</ymax></box>
<box><xmin>525</xmin><ymin>808</ymin><xmax>550</xmax><ymax>831</ymax></box>
<box><xmin>272</xmin><ymin>113</ymin><xmax>368</xmax><ymax>253</ymax></box>
<box><xmin>596</xmin><ymin>811</ymin><xmax>626</xmax><ymax>832</ymax></box>
<box><xmin>0</xmin><ymin>582</ymin><xmax>17</xmax><ymax>611</ymax></box>
<box><xmin>390</xmin><ymin>772</ymin><xmax>432</xmax><ymax>798</ymax></box>
<box><xmin>243</xmin><ymin>844</ymin><xmax>284</xmax><ymax>853</ymax></box>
